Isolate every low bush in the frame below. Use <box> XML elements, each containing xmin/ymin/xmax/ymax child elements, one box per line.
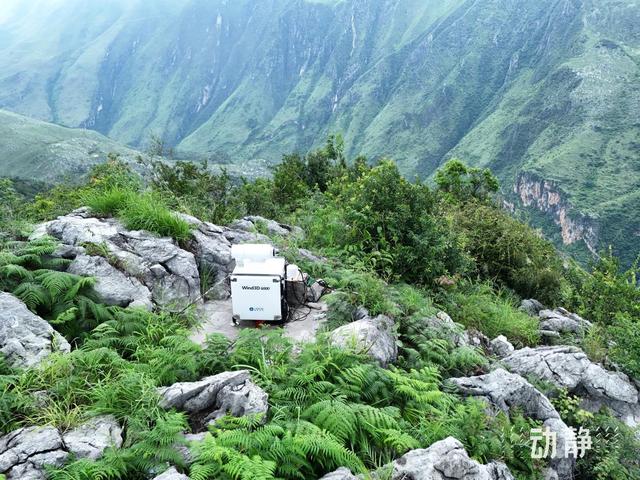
<box><xmin>448</xmin><ymin>200</ymin><xmax>566</xmax><ymax>305</ymax></box>
<box><xmin>565</xmin><ymin>251</ymin><xmax>640</xmax><ymax>325</ymax></box>
<box><xmin>607</xmin><ymin>314</ymin><xmax>640</xmax><ymax>380</ymax></box>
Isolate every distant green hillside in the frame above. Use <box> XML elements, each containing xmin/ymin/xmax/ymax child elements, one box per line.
<box><xmin>0</xmin><ymin>0</ymin><xmax>638</xmax><ymax>264</ymax></box>
<box><xmin>0</xmin><ymin>109</ymin><xmax>139</xmax><ymax>182</ymax></box>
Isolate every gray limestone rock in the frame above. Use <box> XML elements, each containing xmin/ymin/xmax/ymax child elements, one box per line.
<box><xmin>329</xmin><ymin>314</ymin><xmax>398</xmax><ymax>367</ymax></box>
<box><xmin>62</xmin><ymin>415</ymin><xmax>123</xmax><ymax>460</ymax></box>
<box><xmin>502</xmin><ymin>346</ymin><xmax>640</xmax><ymax>426</ymax></box>
<box><xmin>385</xmin><ymin>437</ymin><xmax>515</xmax><ymax>480</ymax></box>
<box><xmin>0</xmin><ymin>292</ymin><xmax>70</xmax><ymax>368</ymax></box>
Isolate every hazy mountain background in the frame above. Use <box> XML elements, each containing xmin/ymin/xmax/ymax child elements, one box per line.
<box><xmin>0</xmin><ymin>0</ymin><xmax>638</xmax><ymax>264</ymax></box>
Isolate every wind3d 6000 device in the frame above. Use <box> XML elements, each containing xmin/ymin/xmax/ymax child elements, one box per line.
<box><xmin>230</xmin><ymin>244</ymin><xmax>288</xmax><ymax>324</ymax></box>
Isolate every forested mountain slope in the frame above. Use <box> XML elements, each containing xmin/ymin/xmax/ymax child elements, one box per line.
<box><xmin>0</xmin><ymin>0</ymin><xmax>638</xmax><ymax>262</ymax></box>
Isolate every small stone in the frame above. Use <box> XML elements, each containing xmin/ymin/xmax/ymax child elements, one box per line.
<box><xmin>490</xmin><ymin>335</ymin><xmax>515</xmax><ymax>358</ymax></box>
<box><xmin>151</xmin><ymin>466</ymin><xmax>190</xmax><ymax>480</ymax></box>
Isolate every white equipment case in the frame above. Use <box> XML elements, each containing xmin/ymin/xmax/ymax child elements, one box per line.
<box><xmin>230</xmin><ymin>244</ymin><xmax>286</xmax><ymax>323</ymax></box>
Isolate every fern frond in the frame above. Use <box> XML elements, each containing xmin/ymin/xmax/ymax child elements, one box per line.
<box><xmin>0</xmin><ymin>264</ymin><xmax>33</xmax><ymax>281</ymax></box>
<box><xmin>12</xmin><ymin>282</ymin><xmax>51</xmax><ymax>311</ymax></box>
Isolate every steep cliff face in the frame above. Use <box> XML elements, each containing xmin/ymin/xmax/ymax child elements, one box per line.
<box><xmin>514</xmin><ymin>173</ymin><xmax>599</xmax><ymax>256</ymax></box>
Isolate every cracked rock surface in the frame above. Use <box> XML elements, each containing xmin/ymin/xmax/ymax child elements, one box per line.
<box><xmin>157</xmin><ymin>370</ymin><xmax>268</xmax><ymax>429</ymax></box>
<box><xmin>502</xmin><ymin>346</ymin><xmax>640</xmax><ymax>426</ymax></box>
<box><xmin>520</xmin><ymin>299</ymin><xmax>545</xmax><ymax>316</ymax></box>
<box><xmin>490</xmin><ymin>336</ymin><xmax>515</xmax><ymax>358</ymax></box>
<box><xmin>62</xmin><ymin>415</ymin><xmax>123</xmax><ymax>461</ymax></box>
<box><xmin>450</xmin><ymin>369</ymin><xmax>575</xmax><ymax>479</ymax></box>
<box><xmin>383</xmin><ymin>436</ymin><xmax>515</xmax><ymax>480</ymax></box>
<box><xmin>32</xmin><ymin>209</ymin><xmax>201</xmax><ymax>310</ymax></box>
<box><xmin>538</xmin><ymin>309</ymin><xmax>592</xmax><ymax>336</ymax></box>
<box><xmin>0</xmin><ymin>292</ymin><xmax>70</xmax><ymax>368</ymax></box>
<box><xmin>0</xmin><ymin>416</ymin><xmax>122</xmax><ymax>480</ymax></box>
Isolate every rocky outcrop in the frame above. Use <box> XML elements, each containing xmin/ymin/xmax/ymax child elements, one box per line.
<box><xmin>157</xmin><ymin>370</ymin><xmax>268</xmax><ymax>429</ymax></box>
<box><xmin>519</xmin><ymin>301</ymin><xmax>593</xmax><ymax>341</ymax></box>
<box><xmin>490</xmin><ymin>336</ymin><xmax>515</xmax><ymax>358</ymax></box>
<box><xmin>520</xmin><ymin>299</ymin><xmax>545</xmax><ymax>317</ymax></box>
<box><xmin>329</xmin><ymin>314</ymin><xmax>397</xmax><ymax>367</ymax></box>
<box><xmin>0</xmin><ymin>416</ymin><xmax>122</xmax><ymax>480</ymax></box>
<box><xmin>383</xmin><ymin>437</ymin><xmax>514</xmax><ymax>480</ymax></box>
<box><xmin>62</xmin><ymin>415</ymin><xmax>123</xmax><ymax>461</ymax></box>
<box><xmin>0</xmin><ymin>426</ymin><xmax>68</xmax><ymax>480</ymax></box>
<box><xmin>420</xmin><ymin>311</ymin><xmax>491</xmax><ymax>352</ymax></box>
<box><xmin>180</xmin><ymin>213</ymin><xmax>304</xmax><ymax>300</ymax></box>
<box><xmin>0</xmin><ymin>292</ymin><xmax>70</xmax><ymax>368</ymax></box>
<box><xmin>230</xmin><ymin>216</ymin><xmax>302</xmax><ymax>239</ymax></box>
<box><xmin>32</xmin><ymin>209</ymin><xmax>200</xmax><ymax>310</ymax></box>
<box><xmin>421</xmin><ymin>311</ymin><xmax>461</xmax><ymax>340</ymax></box>
<box><xmin>514</xmin><ymin>173</ymin><xmax>598</xmax><ymax>255</ymax></box>
<box><xmin>67</xmin><ymin>255</ymin><xmax>153</xmax><ymax>309</ymax></box>
<box><xmin>32</xmin><ymin>209</ymin><xmax>317</xmax><ymax>307</ymax></box>
<box><xmin>179</xmin><ymin>214</ymin><xmax>236</xmax><ymax>300</ymax></box>
<box><xmin>152</xmin><ymin>467</ymin><xmax>190</xmax><ymax>480</ymax></box>
<box><xmin>538</xmin><ymin>309</ymin><xmax>592</xmax><ymax>336</ymax></box>
<box><xmin>502</xmin><ymin>346</ymin><xmax>640</xmax><ymax>426</ymax></box>
<box><xmin>450</xmin><ymin>369</ymin><xmax>575</xmax><ymax>479</ymax></box>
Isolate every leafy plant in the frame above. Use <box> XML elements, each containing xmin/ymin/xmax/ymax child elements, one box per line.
<box><xmin>434</xmin><ymin>159</ymin><xmax>499</xmax><ymax>203</ymax></box>
<box><xmin>0</xmin><ymin>237</ymin><xmax>113</xmax><ymax>342</ymax></box>
<box><xmin>448</xmin><ymin>199</ymin><xmax>566</xmax><ymax>305</ymax></box>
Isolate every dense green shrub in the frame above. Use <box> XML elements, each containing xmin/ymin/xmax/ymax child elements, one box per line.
<box><xmin>296</xmin><ymin>160</ymin><xmax>470</xmax><ymax>285</ymax></box>
<box><xmin>434</xmin><ymin>158</ymin><xmax>499</xmax><ymax>203</ymax></box>
<box><xmin>449</xmin><ymin>200</ymin><xmax>566</xmax><ymax>305</ymax></box>
<box><xmin>607</xmin><ymin>315</ymin><xmax>640</xmax><ymax>380</ymax></box>
<box><xmin>142</xmin><ymin>158</ymin><xmax>243</xmax><ymax>224</ymax></box>
<box><xmin>565</xmin><ymin>251</ymin><xmax>640</xmax><ymax>325</ymax></box>
<box><xmin>564</xmin><ymin>252</ymin><xmax>640</xmax><ymax>379</ymax></box>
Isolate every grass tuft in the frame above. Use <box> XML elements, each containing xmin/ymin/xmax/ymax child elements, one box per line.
<box><xmin>84</xmin><ymin>187</ymin><xmax>191</xmax><ymax>241</ymax></box>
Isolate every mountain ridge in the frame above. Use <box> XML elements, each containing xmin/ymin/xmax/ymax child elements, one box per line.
<box><xmin>0</xmin><ymin>0</ymin><xmax>638</xmax><ymax>263</ymax></box>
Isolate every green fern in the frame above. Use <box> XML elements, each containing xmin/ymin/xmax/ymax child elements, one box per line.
<box><xmin>13</xmin><ymin>282</ymin><xmax>51</xmax><ymax>310</ymax></box>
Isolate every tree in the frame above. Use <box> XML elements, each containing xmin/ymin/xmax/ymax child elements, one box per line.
<box><xmin>434</xmin><ymin>159</ymin><xmax>499</xmax><ymax>202</ymax></box>
<box><xmin>332</xmin><ymin>159</ymin><xmax>470</xmax><ymax>284</ymax></box>
<box><xmin>146</xmin><ymin>134</ymin><xmax>174</xmax><ymax>158</ymax></box>
<box><xmin>272</xmin><ymin>153</ymin><xmax>309</xmax><ymax>208</ymax></box>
